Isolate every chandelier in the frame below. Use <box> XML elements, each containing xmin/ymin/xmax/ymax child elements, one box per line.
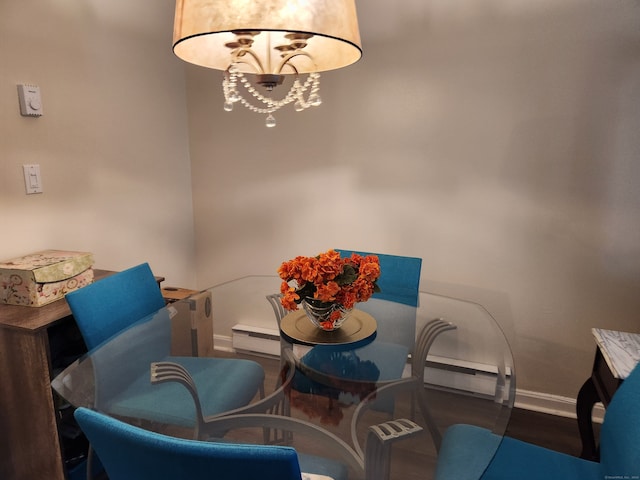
<box><xmin>172</xmin><ymin>0</ymin><xmax>362</xmax><ymax>127</ymax></box>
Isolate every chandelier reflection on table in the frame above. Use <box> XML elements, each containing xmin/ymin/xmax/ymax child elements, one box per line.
<box><xmin>172</xmin><ymin>0</ymin><xmax>362</xmax><ymax>127</ymax></box>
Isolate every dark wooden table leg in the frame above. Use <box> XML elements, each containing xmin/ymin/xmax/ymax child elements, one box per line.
<box><xmin>576</xmin><ymin>376</ymin><xmax>599</xmax><ymax>461</ymax></box>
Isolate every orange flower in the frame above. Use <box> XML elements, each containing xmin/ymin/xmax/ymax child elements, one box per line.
<box><xmin>359</xmin><ymin>258</ymin><xmax>381</xmax><ymax>281</ymax></box>
<box><xmin>353</xmin><ymin>278</ymin><xmax>375</xmax><ymax>302</ymax></box>
<box><xmin>315</xmin><ymin>281</ymin><xmax>340</xmax><ymax>302</ymax></box>
<box><xmin>298</xmin><ymin>257</ymin><xmax>318</xmax><ymax>283</ymax></box>
<box><xmin>277</xmin><ymin>249</ymin><xmax>380</xmax><ymax>312</ymax></box>
<box><xmin>281</xmin><ymin>292</ymin><xmax>300</xmax><ymax>310</ymax></box>
<box><xmin>316</xmin><ymin>249</ymin><xmax>343</xmax><ymax>280</ymax></box>
<box><xmin>320</xmin><ymin>320</ymin><xmax>335</xmax><ymax>330</ymax></box>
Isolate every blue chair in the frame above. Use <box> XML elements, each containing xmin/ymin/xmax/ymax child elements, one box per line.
<box><xmin>326</xmin><ymin>250</ymin><xmax>425</xmax><ymax>384</ymax></box>
<box><xmin>65</xmin><ymin>263</ymin><xmax>265</xmax><ymax>429</ymax></box>
<box><xmin>434</xmin><ymin>362</ymin><xmax>640</xmax><ymax>480</ymax></box>
<box><xmin>66</xmin><ymin>262</ymin><xmax>167</xmax><ymax>351</ymax></box>
<box><xmin>74</xmin><ymin>406</ymin><xmax>365</xmax><ymax>480</ymax></box>
<box><xmin>338</xmin><ymin>250</ymin><xmax>422</xmax><ymax>308</ymax></box>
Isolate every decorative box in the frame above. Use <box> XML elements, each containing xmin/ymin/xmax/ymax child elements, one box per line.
<box><xmin>0</xmin><ymin>250</ymin><xmax>94</xmax><ymax>307</ymax></box>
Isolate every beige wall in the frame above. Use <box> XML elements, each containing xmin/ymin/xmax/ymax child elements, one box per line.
<box><xmin>187</xmin><ymin>0</ymin><xmax>640</xmax><ymax>398</ymax></box>
<box><xmin>2</xmin><ymin>0</ymin><xmax>639</xmax><ymax>401</ymax></box>
<box><xmin>0</xmin><ymin>0</ymin><xmax>196</xmax><ymax>287</ymax></box>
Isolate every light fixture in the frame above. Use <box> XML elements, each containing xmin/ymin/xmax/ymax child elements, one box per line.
<box><xmin>172</xmin><ymin>0</ymin><xmax>362</xmax><ymax>127</ymax></box>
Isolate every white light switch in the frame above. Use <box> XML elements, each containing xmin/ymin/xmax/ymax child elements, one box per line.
<box><xmin>17</xmin><ymin>84</ymin><xmax>43</xmax><ymax>117</ymax></box>
<box><xmin>23</xmin><ymin>164</ymin><xmax>43</xmax><ymax>194</ymax></box>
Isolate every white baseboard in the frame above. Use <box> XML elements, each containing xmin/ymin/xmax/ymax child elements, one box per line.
<box><xmin>214</xmin><ymin>334</ymin><xmax>234</xmax><ymax>352</ymax></box>
<box><xmin>515</xmin><ymin>388</ymin><xmax>604</xmax><ymax>423</ymax></box>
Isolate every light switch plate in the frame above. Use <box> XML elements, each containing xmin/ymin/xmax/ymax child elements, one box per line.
<box><xmin>23</xmin><ymin>164</ymin><xmax>43</xmax><ymax>194</ymax></box>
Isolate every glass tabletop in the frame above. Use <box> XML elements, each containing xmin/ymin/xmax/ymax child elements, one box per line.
<box><xmin>52</xmin><ymin>275</ymin><xmax>515</xmax><ymax>480</ymax></box>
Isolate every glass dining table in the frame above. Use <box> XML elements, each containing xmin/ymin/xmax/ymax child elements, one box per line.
<box><xmin>52</xmin><ymin>275</ymin><xmax>515</xmax><ymax>480</ymax></box>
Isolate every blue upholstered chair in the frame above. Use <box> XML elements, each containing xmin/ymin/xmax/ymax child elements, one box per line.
<box><xmin>329</xmin><ymin>249</ymin><xmax>425</xmax><ymax>382</ymax></box>
<box><xmin>74</xmin><ymin>406</ymin><xmax>365</xmax><ymax>480</ymax></box>
<box><xmin>434</xmin><ymin>362</ymin><xmax>640</xmax><ymax>480</ymax></box>
<box><xmin>65</xmin><ymin>263</ymin><xmax>265</xmax><ymax>430</ymax></box>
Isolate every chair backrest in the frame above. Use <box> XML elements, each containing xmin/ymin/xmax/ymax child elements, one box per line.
<box><xmin>74</xmin><ymin>407</ymin><xmax>303</xmax><ymax>480</ymax></box>
<box><xmin>337</xmin><ymin>250</ymin><xmax>422</xmax><ymax>349</ymax></box>
<box><xmin>65</xmin><ymin>263</ymin><xmax>166</xmax><ymax>350</ymax></box>
<box><xmin>336</xmin><ymin>249</ymin><xmax>422</xmax><ymax>307</ymax></box>
<box><xmin>89</xmin><ymin>308</ymin><xmax>173</xmax><ymax>408</ymax></box>
<box><xmin>266</xmin><ymin>293</ymin><xmax>287</xmax><ymax>328</ymax></box>
<box><xmin>599</xmin><ymin>361</ymin><xmax>640</xmax><ymax>477</ymax></box>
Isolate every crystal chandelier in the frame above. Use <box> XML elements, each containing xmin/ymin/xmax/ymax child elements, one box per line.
<box><xmin>172</xmin><ymin>0</ymin><xmax>362</xmax><ymax>127</ymax></box>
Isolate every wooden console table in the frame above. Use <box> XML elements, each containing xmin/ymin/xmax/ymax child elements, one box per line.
<box><xmin>576</xmin><ymin>328</ymin><xmax>640</xmax><ymax>460</ymax></box>
<box><xmin>0</xmin><ymin>270</ymin><xmax>118</xmax><ymax>480</ymax></box>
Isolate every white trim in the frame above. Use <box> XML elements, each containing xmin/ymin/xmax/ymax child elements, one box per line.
<box><xmin>515</xmin><ymin>388</ymin><xmax>605</xmax><ymax>423</ymax></box>
<box><xmin>214</xmin><ymin>333</ymin><xmax>234</xmax><ymax>352</ymax></box>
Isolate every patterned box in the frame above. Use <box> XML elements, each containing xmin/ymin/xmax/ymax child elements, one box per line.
<box><xmin>0</xmin><ymin>250</ymin><xmax>94</xmax><ymax>307</ymax></box>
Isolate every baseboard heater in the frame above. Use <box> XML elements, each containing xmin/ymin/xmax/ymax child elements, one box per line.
<box><xmin>232</xmin><ymin>324</ymin><xmax>281</xmax><ymax>357</ymax></box>
<box><xmin>231</xmin><ymin>324</ymin><xmax>502</xmax><ymax>397</ymax></box>
<box><xmin>420</xmin><ymin>355</ymin><xmax>504</xmax><ymax>398</ymax></box>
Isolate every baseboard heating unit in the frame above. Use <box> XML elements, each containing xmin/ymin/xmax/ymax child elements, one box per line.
<box><xmin>231</xmin><ymin>324</ymin><xmax>504</xmax><ymax>397</ymax></box>
<box><xmin>232</xmin><ymin>324</ymin><xmax>281</xmax><ymax>357</ymax></box>
<box><xmin>421</xmin><ymin>355</ymin><xmax>504</xmax><ymax>398</ymax></box>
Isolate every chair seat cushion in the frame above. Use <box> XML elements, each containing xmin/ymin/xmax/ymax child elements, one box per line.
<box><xmin>299</xmin><ymin>342</ymin><xmax>409</xmax><ymax>384</ymax></box>
<box><xmin>294</xmin><ymin>342</ymin><xmax>409</xmax><ymax>413</ymax></box>
<box><xmin>435</xmin><ymin>424</ymin><xmax>601</xmax><ymax>480</ymax></box>
<box><xmin>434</xmin><ymin>424</ymin><xmax>502</xmax><ymax>480</ymax></box>
<box><xmin>484</xmin><ymin>435</ymin><xmax>601</xmax><ymax>480</ymax></box>
<box><xmin>104</xmin><ymin>356</ymin><xmax>264</xmax><ymax>426</ymax></box>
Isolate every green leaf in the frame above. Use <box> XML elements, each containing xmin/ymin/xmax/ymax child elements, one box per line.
<box><xmin>295</xmin><ymin>283</ymin><xmax>316</xmax><ymax>303</ymax></box>
<box><xmin>336</xmin><ymin>264</ymin><xmax>357</xmax><ymax>286</ymax></box>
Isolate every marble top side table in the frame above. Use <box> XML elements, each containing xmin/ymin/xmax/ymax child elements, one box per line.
<box><xmin>576</xmin><ymin>328</ymin><xmax>640</xmax><ymax>460</ymax></box>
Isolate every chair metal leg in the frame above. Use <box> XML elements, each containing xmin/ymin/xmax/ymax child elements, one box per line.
<box><xmin>412</xmin><ymin>318</ymin><xmax>457</xmax><ymax>452</ymax></box>
<box><xmin>365</xmin><ymin>419</ymin><xmax>423</xmax><ymax>480</ymax></box>
<box><xmin>85</xmin><ymin>444</ymin><xmax>95</xmax><ymax>480</ymax></box>
<box><xmin>414</xmin><ymin>382</ymin><xmax>443</xmax><ymax>451</ymax></box>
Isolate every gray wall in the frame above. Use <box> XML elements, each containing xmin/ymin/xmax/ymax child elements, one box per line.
<box><xmin>187</xmin><ymin>0</ymin><xmax>640</xmax><ymax>399</ymax></box>
<box><xmin>0</xmin><ymin>0</ymin><xmax>196</xmax><ymax>287</ymax></box>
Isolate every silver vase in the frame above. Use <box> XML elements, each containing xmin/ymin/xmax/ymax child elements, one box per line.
<box><xmin>301</xmin><ymin>298</ymin><xmax>353</xmax><ymax>331</ymax></box>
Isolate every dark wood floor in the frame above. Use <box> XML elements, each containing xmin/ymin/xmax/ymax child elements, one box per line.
<box><xmin>239</xmin><ymin>352</ymin><xmax>597</xmax><ymax>478</ymax></box>
<box><xmin>250</xmin><ymin>351</ymin><xmax>593</xmax><ymax>458</ymax></box>
<box><xmin>505</xmin><ymin>407</ymin><xmax>598</xmax><ymax>458</ymax></box>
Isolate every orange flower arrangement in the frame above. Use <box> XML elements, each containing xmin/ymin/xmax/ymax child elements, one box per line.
<box><xmin>278</xmin><ymin>249</ymin><xmax>381</xmax><ymax>321</ymax></box>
